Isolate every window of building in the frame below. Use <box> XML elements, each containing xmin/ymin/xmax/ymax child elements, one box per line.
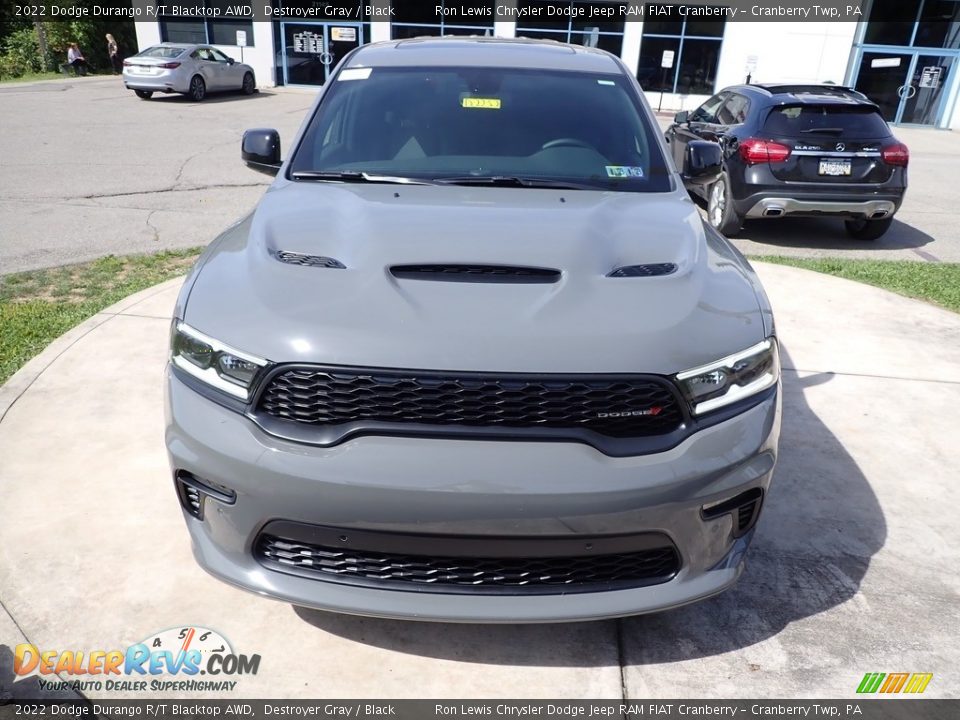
<box><xmin>392</xmin><ymin>0</ymin><xmax>495</xmax><ymax>39</ymax></box>
<box><xmin>864</xmin><ymin>0</ymin><xmax>960</xmax><ymax>49</ymax></box>
<box><xmin>637</xmin><ymin>5</ymin><xmax>724</xmax><ymax>94</ymax></box>
<box><xmin>157</xmin><ymin>2</ymin><xmax>254</xmax><ymax>47</ymax></box>
<box><xmin>516</xmin><ymin>1</ymin><xmax>625</xmax><ymax>56</ymax></box>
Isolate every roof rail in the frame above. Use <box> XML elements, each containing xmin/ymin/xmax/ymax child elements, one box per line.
<box><xmin>757</xmin><ymin>83</ymin><xmax>867</xmax><ymax>99</ymax></box>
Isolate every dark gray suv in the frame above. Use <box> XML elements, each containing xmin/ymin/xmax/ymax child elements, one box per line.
<box><xmin>666</xmin><ymin>84</ymin><xmax>909</xmax><ymax>240</ymax></box>
<box><xmin>165</xmin><ymin>38</ymin><xmax>781</xmax><ymax>622</ymax></box>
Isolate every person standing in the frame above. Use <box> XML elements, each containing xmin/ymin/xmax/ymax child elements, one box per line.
<box><xmin>67</xmin><ymin>43</ymin><xmax>88</xmax><ymax>76</ymax></box>
<box><xmin>106</xmin><ymin>34</ymin><xmax>121</xmax><ymax>74</ymax></box>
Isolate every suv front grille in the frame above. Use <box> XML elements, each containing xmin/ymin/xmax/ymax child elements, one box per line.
<box><xmin>255</xmin><ymin>367</ymin><xmax>684</xmax><ymax>439</ymax></box>
<box><xmin>257</xmin><ymin>534</ymin><xmax>680</xmax><ymax>593</ymax></box>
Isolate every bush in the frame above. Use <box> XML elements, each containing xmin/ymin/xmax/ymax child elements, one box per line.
<box><xmin>0</xmin><ymin>27</ymin><xmax>41</xmax><ymax>78</ymax></box>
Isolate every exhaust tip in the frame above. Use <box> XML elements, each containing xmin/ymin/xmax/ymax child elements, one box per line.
<box><xmin>763</xmin><ymin>207</ymin><xmax>784</xmax><ymax>217</ymax></box>
<box><xmin>871</xmin><ymin>210</ymin><xmax>889</xmax><ymax>219</ymax></box>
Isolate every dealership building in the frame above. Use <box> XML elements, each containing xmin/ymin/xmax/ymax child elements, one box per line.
<box><xmin>133</xmin><ymin>1</ymin><xmax>960</xmax><ymax>129</ymax></box>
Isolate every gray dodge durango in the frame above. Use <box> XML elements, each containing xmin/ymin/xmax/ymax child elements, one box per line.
<box><xmin>165</xmin><ymin>38</ymin><xmax>782</xmax><ymax>622</ymax></box>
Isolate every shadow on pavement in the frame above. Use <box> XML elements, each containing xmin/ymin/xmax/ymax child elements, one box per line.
<box><xmin>146</xmin><ymin>90</ymin><xmax>277</xmax><ymax>105</ymax></box>
<box><xmin>294</xmin><ymin>347</ymin><xmax>886</xmax><ymax>667</ymax></box>
<box><xmin>734</xmin><ymin>217</ymin><xmax>933</xmax><ymax>253</ymax></box>
<box><xmin>0</xmin><ymin>644</ymin><xmax>86</xmax><ymax>701</ymax></box>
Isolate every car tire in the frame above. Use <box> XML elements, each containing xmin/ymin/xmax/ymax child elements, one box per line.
<box><xmin>844</xmin><ymin>217</ymin><xmax>893</xmax><ymax>241</ymax></box>
<box><xmin>188</xmin><ymin>75</ymin><xmax>206</xmax><ymax>102</ymax></box>
<box><xmin>707</xmin><ymin>172</ymin><xmax>743</xmax><ymax>236</ymax></box>
<box><xmin>242</xmin><ymin>72</ymin><xmax>255</xmax><ymax>95</ymax></box>
<box><xmin>134</xmin><ymin>90</ymin><xmax>153</xmax><ymax>100</ymax></box>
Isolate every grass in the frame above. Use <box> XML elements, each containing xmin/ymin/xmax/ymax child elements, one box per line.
<box><xmin>753</xmin><ymin>256</ymin><xmax>960</xmax><ymax>313</ymax></box>
<box><xmin>0</xmin><ymin>249</ymin><xmax>202</xmax><ymax>386</ymax></box>
<box><xmin>0</xmin><ymin>70</ymin><xmax>65</xmax><ymax>84</ymax></box>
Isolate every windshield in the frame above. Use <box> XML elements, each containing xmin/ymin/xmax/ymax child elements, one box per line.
<box><xmin>140</xmin><ymin>46</ymin><xmax>186</xmax><ymax>59</ymax></box>
<box><xmin>289</xmin><ymin>66</ymin><xmax>672</xmax><ymax>192</ymax></box>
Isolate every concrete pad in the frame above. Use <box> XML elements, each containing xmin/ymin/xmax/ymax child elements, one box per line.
<box><xmin>1</xmin><ymin>263</ymin><xmax>958</xmax><ymax>699</ymax></box>
<box><xmin>620</xmin><ymin>264</ymin><xmax>960</xmax><ymax>698</ymax></box>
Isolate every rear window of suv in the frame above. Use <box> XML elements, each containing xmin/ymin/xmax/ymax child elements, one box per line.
<box><xmin>764</xmin><ymin>104</ymin><xmax>890</xmax><ymax>139</ymax></box>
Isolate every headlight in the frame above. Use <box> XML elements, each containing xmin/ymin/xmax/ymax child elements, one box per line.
<box><xmin>171</xmin><ymin>322</ymin><xmax>268</xmax><ymax>400</ymax></box>
<box><xmin>675</xmin><ymin>338</ymin><xmax>779</xmax><ymax>415</ymax></box>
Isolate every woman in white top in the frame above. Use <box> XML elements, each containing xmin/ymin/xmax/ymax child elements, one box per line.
<box><xmin>106</xmin><ymin>34</ymin><xmax>120</xmax><ymax>74</ymax></box>
<box><xmin>67</xmin><ymin>43</ymin><xmax>88</xmax><ymax>76</ymax></box>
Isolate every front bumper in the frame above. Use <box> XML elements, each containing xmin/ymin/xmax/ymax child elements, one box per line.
<box><xmin>165</xmin><ymin>368</ymin><xmax>781</xmax><ymax>622</ymax></box>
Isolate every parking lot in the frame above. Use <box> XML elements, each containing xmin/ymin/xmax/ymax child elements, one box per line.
<box><xmin>0</xmin><ymin>74</ymin><xmax>959</xmax><ymax>701</ymax></box>
<box><xmin>1</xmin><ymin>75</ymin><xmax>960</xmax><ymax>273</ymax></box>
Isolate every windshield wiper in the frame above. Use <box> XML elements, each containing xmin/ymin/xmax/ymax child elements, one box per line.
<box><xmin>291</xmin><ymin>171</ymin><xmax>435</xmax><ymax>185</ymax></box>
<box><xmin>800</xmin><ymin>128</ymin><xmax>845</xmax><ymax>134</ymax></box>
<box><xmin>435</xmin><ymin>175</ymin><xmax>595</xmax><ymax>190</ymax></box>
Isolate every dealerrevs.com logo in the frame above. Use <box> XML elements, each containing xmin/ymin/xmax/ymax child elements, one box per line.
<box><xmin>13</xmin><ymin>626</ymin><xmax>260</xmax><ymax>694</ymax></box>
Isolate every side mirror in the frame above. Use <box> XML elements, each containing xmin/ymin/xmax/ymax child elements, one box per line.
<box><xmin>682</xmin><ymin>140</ymin><xmax>723</xmax><ymax>186</ymax></box>
<box><xmin>227</xmin><ymin>57</ymin><xmax>235</xmax><ymax>65</ymax></box>
<box><xmin>674</xmin><ymin>110</ymin><xmax>690</xmax><ymax>124</ymax></box>
<box><xmin>242</xmin><ymin>129</ymin><xmax>281</xmax><ymax>176</ymax></box>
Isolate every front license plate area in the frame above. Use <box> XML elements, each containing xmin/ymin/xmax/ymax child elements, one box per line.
<box><xmin>819</xmin><ymin>159</ymin><xmax>852</xmax><ymax>176</ymax></box>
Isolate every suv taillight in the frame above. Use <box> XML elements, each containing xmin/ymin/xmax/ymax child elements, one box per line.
<box><xmin>882</xmin><ymin>143</ymin><xmax>909</xmax><ymax>167</ymax></box>
<box><xmin>739</xmin><ymin>138</ymin><xmax>791</xmax><ymax>165</ymax></box>
<box><xmin>159</xmin><ymin>62</ymin><xmax>181</xmax><ymax>69</ymax></box>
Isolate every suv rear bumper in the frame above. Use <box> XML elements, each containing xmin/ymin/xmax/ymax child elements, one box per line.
<box><xmin>743</xmin><ymin>197</ymin><xmax>897</xmax><ymax>219</ymax></box>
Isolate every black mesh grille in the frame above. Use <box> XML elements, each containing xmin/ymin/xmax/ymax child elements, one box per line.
<box><xmin>275</xmin><ymin>251</ymin><xmax>345</xmax><ymax>268</ymax></box>
<box><xmin>256</xmin><ymin>368</ymin><xmax>683</xmax><ymax>438</ymax></box>
<box><xmin>607</xmin><ymin>263</ymin><xmax>678</xmax><ymax>278</ymax></box>
<box><xmin>257</xmin><ymin>535</ymin><xmax>680</xmax><ymax>591</ymax></box>
<box><xmin>390</xmin><ymin>264</ymin><xmax>560</xmax><ymax>283</ymax></box>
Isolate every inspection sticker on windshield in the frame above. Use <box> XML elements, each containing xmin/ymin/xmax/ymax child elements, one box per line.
<box><xmin>606</xmin><ymin>166</ymin><xmax>644</xmax><ymax>178</ymax></box>
<box><xmin>461</xmin><ymin>97</ymin><xmax>501</xmax><ymax>109</ymax></box>
<box><xmin>338</xmin><ymin>68</ymin><xmax>372</xmax><ymax>81</ymax></box>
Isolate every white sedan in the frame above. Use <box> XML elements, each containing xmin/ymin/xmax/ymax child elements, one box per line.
<box><xmin>122</xmin><ymin>43</ymin><xmax>256</xmax><ymax>101</ymax></box>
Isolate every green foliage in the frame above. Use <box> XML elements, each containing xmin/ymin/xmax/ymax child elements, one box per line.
<box><xmin>0</xmin><ymin>249</ymin><xmax>202</xmax><ymax>385</ymax></box>
<box><xmin>0</xmin><ymin>2</ymin><xmax>137</xmax><ymax>77</ymax></box>
<box><xmin>0</xmin><ymin>27</ymin><xmax>42</xmax><ymax>78</ymax></box>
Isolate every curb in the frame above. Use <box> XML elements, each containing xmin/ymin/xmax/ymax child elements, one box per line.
<box><xmin>0</xmin><ymin>276</ymin><xmax>184</xmax><ymax>425</ymax></box>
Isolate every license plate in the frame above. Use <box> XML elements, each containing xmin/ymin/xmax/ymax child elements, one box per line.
<box><xmin>819</xmin><ymin>159</ymin><xmax>852</xmax><ymax>176</ymax></box>
<box><xmin>133</xmin><ymin>66</ymin><xmax>151</xmax><ymax>74</ymax></box>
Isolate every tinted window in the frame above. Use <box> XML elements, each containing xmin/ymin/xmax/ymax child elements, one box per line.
<box><xmin>763</xmin><ymin>105</ymin><xmax>891</xmax><ymax>138</ymax></box>
<box><xmin>717</xmin><ymin>94</ymin><xmax>750</xmax><ymax>125</ymax></box>
<box><xmin>291</xmin><ymin>66</ymin><xmax>671</xmax><ymax>192</ymax></box>
<box><xmin>690</xmin><ymin>92</ymin><xmax>728</xmax><ymax>123</ymax></box>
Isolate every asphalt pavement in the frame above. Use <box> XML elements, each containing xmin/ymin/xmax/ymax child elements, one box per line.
<box><xmin>1</xmin><ymin>74</ymin><xmax>959</xmax><ymax>274</ymax></box>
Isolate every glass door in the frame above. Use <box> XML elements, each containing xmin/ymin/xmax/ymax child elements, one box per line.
<box><xmin>900</xmin><ymin>54</ymin><xmax>953</xmax><ymax>125</ymax></box>
<box><xmin>280</xmin><ymin>23</ymin><xmax>363</xmax><ymax>87</ymax></box>
<box><xmin>854</xmin><ymin>50</ymin><xmax>954</xmax><ymax>126</ymax></box>
<box><xmin>854</xmin><ymin>51</ymin><xmax>914</xmax><ymax>122</ymax></box>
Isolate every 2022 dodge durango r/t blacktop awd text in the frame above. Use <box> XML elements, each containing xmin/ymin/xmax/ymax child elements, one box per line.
<box><xmin>165</xmin><ymin>38</ymin><xmax>782</xmax><ymax>622</ymax></box>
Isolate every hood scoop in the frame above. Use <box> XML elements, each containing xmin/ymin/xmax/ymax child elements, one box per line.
<box><xmin>607</xmin><ymin>263</ymin><xmax>678</xmax><ymax>278</ymax></box>
<box><xmin>390</xmin><ymin>264</ymin><xmax>561</xmax><ymax>284</ymax></box>
<box><xmin>275</xmin><ymin>250</ymin><xmax>346</xmax><ymax>269</ymax></box>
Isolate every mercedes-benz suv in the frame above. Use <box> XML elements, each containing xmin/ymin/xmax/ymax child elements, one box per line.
<box><xmin>165</xmin><ymin>38</ymin><xmax>781</xmax><ymax>622</ymax></box>
<box><xmin>666</xmin><ymin>84</ymin><xmax>909</xmax><ymax>240</ymax></box>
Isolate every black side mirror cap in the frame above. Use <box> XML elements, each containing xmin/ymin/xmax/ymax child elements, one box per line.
<box><xmin>674</xmin><ymin>110</ymin><xmax>690</xmax><ymax>124</ymax></box>
<box><xmin>242</xmin><ymin>129</ymin><xmax>281</xmax><ymax>176</ymax></box>
<box><xmin>227</xmin><ymin>58</ymin><xmax>235</xmax><ymax>65</ymax></box>
<box><xmin>682</xmin><ymin>140</ymin><xmax>723</xmax><ymax>186</ymax></box>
